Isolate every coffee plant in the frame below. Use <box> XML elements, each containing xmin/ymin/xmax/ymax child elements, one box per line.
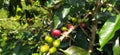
<box><xmin>0</xmin><ymin>0</ymin><xmax>120</xmax><ymax>55</ymax></box>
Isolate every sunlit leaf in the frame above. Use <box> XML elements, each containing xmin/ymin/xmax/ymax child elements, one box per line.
<box><xmin>0</xmin><ymin>19</ymin><xmax>20</xmax><ymax>30</ymax></box>
<box><xmin>62</xmin><ymin>7</ymin><xmax>70</xmax><ymax>18</ymax></box>
<box><xmin>1</xmin><ymin>33</ymin><xmax>7</xmax><ymax>47</ymax></box>
<box><xmin>23</xmin><ymin>23</ymin><xmax>29</xmax><ymax>29</ymax></box>
<box><xmin>0</xmin><ymin>8</ymin><xmax>8</xmax><ymax>18</ymax></box>
<box><xmin>113</xmin><ymin>37</ymin><xmax>120</xmax><ymax>55</ymax></box>
<box><xmin>65</xmin><ymin>46</ymin><xmax>90</xmax><ymax>55</ymax></box>
<box><xmin>99</xmin><ymin>14</ymin><xmax>120</xmax><ymax>49</ymax></box>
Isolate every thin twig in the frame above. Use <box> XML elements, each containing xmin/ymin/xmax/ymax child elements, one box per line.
<box><xmin>59</xmin><ymin>25</ymin><xmax>78</xmax><ymax>41</ymax></box>
<box><xmin>83</xmin><ymin>12</ymin><xmax>92</xmax><ymax>19</ymax></box>
<box><xmin>89</xmin><ymin>0</ymin><xmax>101</xmax><ymax>52</ymax></box>
<box><xmin>80</xmin><ymin>26</ymin><xmax>89</xmax><ymax>36</ymax></box>
<box><xmin>89</xmin><ymin>22</ymin><xmax>97</xmax><ymax>52</ymax></box>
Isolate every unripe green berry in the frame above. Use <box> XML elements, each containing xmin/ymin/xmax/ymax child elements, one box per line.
<box><xmin>61</xmin><ymin>26</ymin><xmax>68</xmax><ymax>31</ymax></box>
<box><xmin>45</xmin><ymin>35</ymin><xmax>53</xmax><ymax>43</ymax></box>
<box><xmin>32</xmin><ymin>53</ymin><xmax>39</xmax><ymax>55</ymax></box>
<box><xmin>49</xmin><ymin>47</ymin><xmax>57</xmax><ymax>54</ymax></box>
<box><xmin>53</xmin><ymin>39</ymin><xmax>61</xmax><ymax>47</ymax></box>
<box><xmin>77</xmin><ymin>19</ymin><xmax>81</xmax><ymax>23</ymax></box>
<box><xmin>72</xmin><ymin>17</ymin><xmax>77</xmax><ymax>23</ymax></box>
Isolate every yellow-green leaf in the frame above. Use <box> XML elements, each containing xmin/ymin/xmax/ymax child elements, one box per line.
<box><xmin>65</xmin><ymin>46</ymin><xmax>90</xmax><ymax>55</ymax></box>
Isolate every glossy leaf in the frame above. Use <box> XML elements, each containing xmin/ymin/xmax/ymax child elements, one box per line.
<box><xmin>53</xmin><ymin>15</ymin><xmax>61</xmax><ymax>29</ymax></box>
<box><xmin>53</xmin><ymin>7</ymin><xmax>70</xmax><ymax>29</ymax></box>
<box><xmin>99</xmin><ymin>14</ymin><xmax>120</xmax><ymax>49</ymax></box>
<box><xmin>113</xmin><ymin>37</ymin><xmax>120</xmax><ymax>55</ymax></box>
<box><xmin>62</xmin><ymin>7</ymin><xmax>70</xmax><ymax>18</ymax></box>
<box><xmin>65</xmin><ymin>46</ymin><xmax>89</xmax><ymax>55</ymax></box>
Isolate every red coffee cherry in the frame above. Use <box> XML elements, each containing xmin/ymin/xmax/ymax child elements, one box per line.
<box><xmin>68</xmin><ymin>24</ymin><xmax>73</xmax><ymax>29</ymax></box>
<box><xmin>80</xmin><ymin>22</ymin><xmax>85</xmax><ymax>27</ymax></box>
<box><xmin>52</xmin><ymin>29</ymin><xmax>61</xmax><ymax>37</ymax></box>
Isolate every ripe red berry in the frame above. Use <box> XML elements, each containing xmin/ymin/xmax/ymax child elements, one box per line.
<box><xmin>80</xmin><ymin>22</ymin><xmax>85</xmax><ymax>27</ymax></box>
<box><xmin>52</xmin><ymin>29</ymin><xmax>61</xmax><ymax>37</ymax></box>
<box><xmin>68</xmin><ymin>24</ymin><xmax>73</xmax><ymax>29</ymax></box>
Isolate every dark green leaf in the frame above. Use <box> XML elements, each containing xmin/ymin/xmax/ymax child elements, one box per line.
<box><xmin>53</xmin><ymin>6</ymin><xmax>70</xmax><ymax>29</ymax></box>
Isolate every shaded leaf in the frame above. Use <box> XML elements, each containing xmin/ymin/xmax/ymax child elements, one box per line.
<box><xmin>53</xmin><ymin>15</ymin><xmax>61</xmax><ymax>29</ymax></box>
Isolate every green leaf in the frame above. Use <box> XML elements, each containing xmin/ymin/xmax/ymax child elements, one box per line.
<box><xmin>0</xmin><ymin>8</ymin><xmax>8</xmax><ymax>18</ymax></box>
<box><xmin>64</xmin><ymin>46</ymin><xmax>89</xmax><ymax>55</ymax></box>
<box><xmin>0</xmin><ymin>19</ymin><xmax>20</xmax><ymax>30</ymax></box>
<box><xmin>113</xmin><ymin>37</ymin><xmax>120</xmax><ymax>55</ymax></box>
<box><xmin>62</xmin><ymin>7</ymin><xmax>70</xmax><ymax>18</ymax></box>
<box><xmin>53</xmin><ymin>7</ymin><xmax>70</xmax><ymax>29</ymax></box>
<box><xmin>45</xmin><ymin>0</ymin><xmax>54</xmax><ymax>8</ymax></box>
<box><xmin>45</xmin><ymin>0</ymin><xmax>62</xmax><ymax>8</ymax></box>
<box><xmin>53</xmin><ymin>15</ymin><xmax>61</xmax><ymax>29</ymax></box>
<box><xmin>1</xmin><ymin>33</ymin><xmax>7</xmax><ymax>47</ymax></box>
<box><xmin>99</xmin><ymin>14</ymin><xmax>120</xmax><ymax>49</ymax></box>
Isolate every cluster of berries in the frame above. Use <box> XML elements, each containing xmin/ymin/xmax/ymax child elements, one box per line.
<box><xmin>39</xmin><ymin>17</ymin><xmax>86</xmax><ymax>54</ymax></box>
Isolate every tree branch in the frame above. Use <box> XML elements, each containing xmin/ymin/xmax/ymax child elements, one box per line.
<box><xmin>59</xmin><ymin>25</ymin><xmax>78</xmax><ymax>41</ymax></box>
<box><xmin>89</xmin><ymin>0</ymin><xmax>102</xmax><ymax>52</ymax></box>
